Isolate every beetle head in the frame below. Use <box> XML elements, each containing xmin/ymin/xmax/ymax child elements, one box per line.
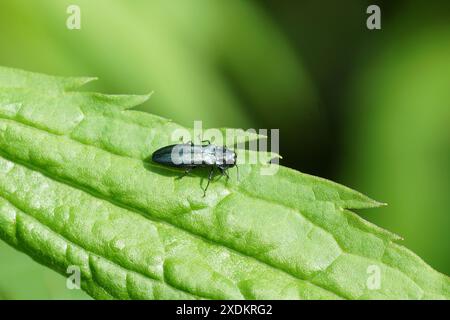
<box><xmin>217</xmin><ymin>147</ymin><xmax>237</xmax><ymax>168</ymax></box>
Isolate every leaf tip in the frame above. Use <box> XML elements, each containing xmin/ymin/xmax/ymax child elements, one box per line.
<box><xmin>364</xmin><ymin>198</ymin><xmax>387</xmax><ymax>209</ymax></box>
<box><xmin>65</xmin><ymin>76</ymin><xmax>98</xmax><ymax>90</ymax></box>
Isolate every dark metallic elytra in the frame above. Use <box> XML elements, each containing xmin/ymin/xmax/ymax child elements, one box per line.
<box><xmin>151</xmin><ymin>141</ymin><xmax>238</xmax><ymax>196</ymax></box>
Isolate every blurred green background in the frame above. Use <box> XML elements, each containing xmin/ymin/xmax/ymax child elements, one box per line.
<box><xmin>0</xmin><ymin>0</ymin><xmax>449</xmax><ymax>299</ymax></box>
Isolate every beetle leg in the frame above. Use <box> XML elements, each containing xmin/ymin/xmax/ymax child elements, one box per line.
<box><xmin>201</xmin><ymin>139</ymin><xmax>211</xmax><ymax>145</ymax></box>
<box><xmin>203</xmin><ymin>167</ymin><xmax>215</xmax><ymax>197</ymax></box>
<box><xmin>179</xmin><ymin>136</ymin><xmax>193</xmax><ymax>146</ymax></box>
<box><xmin>195</xmin><ymin>133</ymin><xmax>211</xmax><ymax>145</ymax></box>
<box><xmin>176</xmin><ymin>168</ymin><xmax>192</xmax><ymax>180</ymax></box>
<box><xmin>219</xmin><ymin>167</ymin><xmax>230</xmax><ymax>180</ymax></box>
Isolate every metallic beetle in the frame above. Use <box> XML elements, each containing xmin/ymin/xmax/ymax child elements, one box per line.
<box><xmin>152</xmin><ymin>141</ymin><xmax>238</xmax><ymax>196</ymax></box>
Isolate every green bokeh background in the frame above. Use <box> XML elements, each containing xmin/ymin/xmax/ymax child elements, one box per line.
<box><xmin>0</xmin><ymin>0</ymin><xmax>448</xmax><ymax>299</ymax></box>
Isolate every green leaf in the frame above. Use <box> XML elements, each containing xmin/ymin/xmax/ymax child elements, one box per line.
<box><xmin>0</xmin><ymin>66</ymin><xmax>448</xmax><ymax>300</ymax></box>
